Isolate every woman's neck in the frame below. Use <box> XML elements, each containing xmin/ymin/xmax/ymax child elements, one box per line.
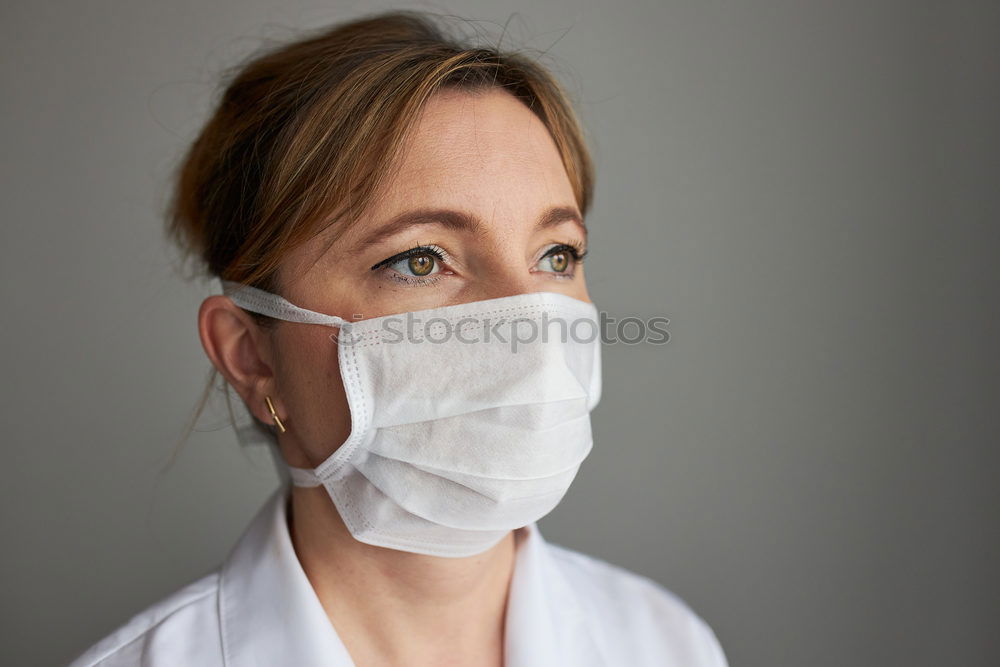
<box><xmin>287</xmin><ymin>485</ymin><xmax>517</xmax><ymax>667</ymax></box>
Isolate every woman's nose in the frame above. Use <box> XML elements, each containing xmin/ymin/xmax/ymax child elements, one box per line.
<box><xmin>466</xmin><ymin>263</ymin><xmax>537</xmax><ymax>302</ymax></box>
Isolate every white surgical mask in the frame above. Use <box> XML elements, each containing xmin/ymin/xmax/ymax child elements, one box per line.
<box><xmin>221</xmin><ymin>280</ymin><xmax>602</xmax><ymax>558</ymax></box>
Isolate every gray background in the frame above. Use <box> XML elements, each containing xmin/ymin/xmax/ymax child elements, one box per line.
<box><xmin>2</xmin><ymin>1</ymin><xmax>998</xmax><ymax>665</ymax></box>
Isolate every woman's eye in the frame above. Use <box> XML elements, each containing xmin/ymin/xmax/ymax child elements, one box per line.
<box><xmin>370</xmin><ymin>244</ymin><xmax>448</xmax><ymax>285</ymax></box>
<box><xmin>541</xmin><ymin>251</ymin><xmax>571</xmax><ymax>273</ymax></box>
<box><xmin>391</xmin><ymin>252</ymin><xmax>440</xmax><ymax>277</ymax></box>
<box><xmin>536</xmin><ymin>244</ymin><xmax>585</xmax><ymax>275</ymax></box>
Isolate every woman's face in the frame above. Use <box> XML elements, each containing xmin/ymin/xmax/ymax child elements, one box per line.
<box><xmin>259</xmin><ymin>87</ymin><xmax>590</xmax><ymax>468</ymax></box>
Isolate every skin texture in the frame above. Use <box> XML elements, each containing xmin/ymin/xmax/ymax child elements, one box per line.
<box><xmin>197</xmin><ymin>87</ymin><xmax>591</xmax><ymax>666</ymax></box>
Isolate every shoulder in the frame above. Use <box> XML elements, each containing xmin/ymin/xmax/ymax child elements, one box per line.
<box><xmin>547</xmin><ymin>542</ymin><xmax>729</xmax><ymax>667</ymax></box>
<box><xmin>67</xmin><ymin>571</ymin><xmax>222</xmax><ymax>667</ymax></box>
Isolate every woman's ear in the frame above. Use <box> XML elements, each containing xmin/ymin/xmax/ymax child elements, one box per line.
<box><xmin>197</xmin><ymin>295</ymin><xmax>278</xmax><ymax>425</ymax></box>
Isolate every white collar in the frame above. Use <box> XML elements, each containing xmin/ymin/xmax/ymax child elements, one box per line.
<box><xmin>218</xmin><ymin>485</ymin><xmax>606</xmax><ymax>666</ymax></box>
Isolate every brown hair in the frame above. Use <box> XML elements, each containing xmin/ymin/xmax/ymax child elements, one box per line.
<box><xmin>165</xmin><ymin>9</ymin><xmax>595</xmax><ymax>452</ymax></box>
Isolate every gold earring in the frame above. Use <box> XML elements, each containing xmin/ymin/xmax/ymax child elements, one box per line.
<box><xmin>264</xmin><ymin>395</ymin><xmax>286</xmax><ymax>433</ymax></box>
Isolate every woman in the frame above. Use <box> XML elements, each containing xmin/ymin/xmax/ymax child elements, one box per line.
<box><xmin>70</xmin><ymin>10</ymin><xmax>728</xmax><ymax>667</ymax></box>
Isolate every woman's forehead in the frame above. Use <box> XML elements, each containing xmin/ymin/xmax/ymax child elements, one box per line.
<box><xmin>369</xmin><ymin>89</ymin><xmax>576</xmax><ymax>217</ymax></box>
<box><xmin>387</xmin><ymin>89</ymin><xmax>571</xmax><ymax>187</ymax></box>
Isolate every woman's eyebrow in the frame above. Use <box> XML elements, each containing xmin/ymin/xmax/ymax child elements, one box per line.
<box><xmin>350</xmin><ymin>205</ymin><xmax>586</xmax><ymax>251</ymax></box>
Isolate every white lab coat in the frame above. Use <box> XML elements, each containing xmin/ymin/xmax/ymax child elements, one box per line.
<box><xmin>68</xmin><ymin>485</ymin><xmax>728</xmax><ymax>666</ymax></box>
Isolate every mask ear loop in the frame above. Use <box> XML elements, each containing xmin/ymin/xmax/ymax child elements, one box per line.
<box><xmin>220</xmin><ymin>280</ymin><xmax>349</xmax><ymax>328</ymax></box>
<box><xmin>220</xmin><ymin>280</ymin><xmax>349</xmax><ymax>488</ymax></box>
